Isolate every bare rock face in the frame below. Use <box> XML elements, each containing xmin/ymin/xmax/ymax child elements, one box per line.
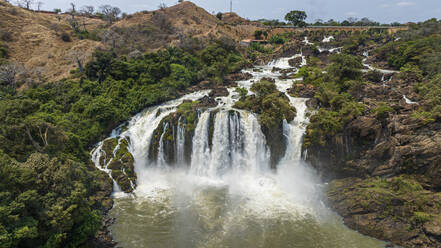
<box><xmin>288</xmin><ymin>83</ymin><xmax>316</xmax><ymax>98</ymax></box>
<box><xmin>209</xmin><ymin>87</ymin><xmax>229</xmax><ymax>97</ymax></box>
<box><xmin>328</xmin><ymin>177</ymin><xmax>441</xmax><ymax>248</ymax></box>
<box><xmin>288</xmin><ymin>57</ymin><xmax>303</xmax><ymax>68</ymax></box>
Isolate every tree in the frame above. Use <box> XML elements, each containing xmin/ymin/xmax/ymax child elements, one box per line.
<box><xmin>254</xmin><ymin>30</ymin><xmax>263</xmax><ymax>39</ymax></box>
<box><xmin>53</xmin><ymin>8</ymin><xmax>61</xmax><ymax>14</ymax></box>
<box><xmin>0</xmin><ymin>63</ymin><xmax>22</xmax><ymax>89</ymax></box>
<box><xmin>99</xmin><ymin>5</ymin><xmax>121</xmax><ymax>24</ymax></box>
<box><xmin>80</xmin><ymin>5</ymin><xmax>95</xmax><ymax>17</ymax></box>
<box><xmin>21</xmin><ymin>0</ymin><xmax>34</xmax><ymax>10</ymax></box>
<box><xmin>284</xmin><ymin>10</ymin><xmax>307</xmax><ymax>27</ymax></box>
<box><xmin>36</xmin><ymin>1</ymin><xmax>43</xmax><ymax>11</ymax></box>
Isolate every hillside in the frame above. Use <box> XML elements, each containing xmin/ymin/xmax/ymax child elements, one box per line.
<box><xmin>0</xmin><ymin>1</ymin><xmax>260</xmax><ymax>84</ymax></box>
<box><xmin>0</xmin><ymin>1</ymin><xmax>104</xmax><ymax>82</ymax></box>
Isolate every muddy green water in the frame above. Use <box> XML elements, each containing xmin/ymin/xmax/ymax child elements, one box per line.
<box><xmin>109</xmin><ymin>171</ymin><xmax>385</xmax><ymax>248</ymax></box>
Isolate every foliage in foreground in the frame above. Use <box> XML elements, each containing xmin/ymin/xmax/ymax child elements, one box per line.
<box><xmin>0</xmin><ymin>40</ymin><xmax>246</xmax><ymax>247</ymax></box>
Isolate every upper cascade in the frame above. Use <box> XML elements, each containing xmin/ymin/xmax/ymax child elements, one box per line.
<box><xmin>92</xmin><ymin>51</ymin><xmax>312</xmax><ymax>193</ymax></box>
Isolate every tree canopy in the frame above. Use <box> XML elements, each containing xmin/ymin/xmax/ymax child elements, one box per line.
<box><xmin>284</xmin><ymin>10</ymin><xmax>307</xmax><ymax>27</ymax></box>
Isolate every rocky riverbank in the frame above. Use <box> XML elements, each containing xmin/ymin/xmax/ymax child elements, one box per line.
<box><xmin>304</xmin><ymin>57</ymin><xmax>441</xmax><ymax>247</ymax></box>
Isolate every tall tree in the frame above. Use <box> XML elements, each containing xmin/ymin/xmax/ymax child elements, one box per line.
<box><xmin>21</xmin><ymin>0</ymin><xmax>34</xmax><ymax>10</ymax></box>
<box><xmin>99</xmin><ymin>5</ymin><xmax>121</xmax><ymax>24</ymax></box>
<box><xmin>284</xmin><ymin>10</ymin><xmax>307</xmax><ymax>27</ymax></box>
<box><xmin>36</xmin><ymin>1</ymin><xmax>43</xmax><ymax>11</ymax></box>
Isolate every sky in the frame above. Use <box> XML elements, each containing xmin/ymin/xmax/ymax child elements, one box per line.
<box><xmin>33</xmin><ymin>0</ymin><xmax>441</xmax><ymax>23</ymax></box>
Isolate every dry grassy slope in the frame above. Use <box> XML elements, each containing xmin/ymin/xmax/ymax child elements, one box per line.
<box><xmin>114</xmin><ymin>2</ymin><xmax>260</xmax><ymax>47</ymax></box>
<box><xmin>0</xmin><ymin>1</ymin><xmax>104</xmax><ymax>82</ymax></box>
<box><xmin>0</xmin><ymin>1</ymin><xmax>262</xmax><ymax>83</ymax></box>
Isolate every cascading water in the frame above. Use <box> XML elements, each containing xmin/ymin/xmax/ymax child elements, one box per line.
<box><xmin>93</xmin><ymin>47</ymin><xmax>386</xmax><ymax>247</ymax></box>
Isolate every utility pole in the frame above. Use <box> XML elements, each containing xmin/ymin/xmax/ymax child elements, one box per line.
<box><xmin>230</xmin><ymin>0</ymin><xmax>232</xmax><ymax>13</ymax></box>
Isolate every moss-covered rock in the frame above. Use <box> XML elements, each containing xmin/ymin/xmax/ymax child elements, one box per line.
<box><xmin>149</xmin><ymin>98</ymin><xmax>217</xmax><ymax>166</ymax></box>
<box><xmin>100</xmin><ymin>137</ymin><xmax>136</xmax><ymax>193</ymax></box>
<box><xmin>327</xmin><ymin>176</ymin><xmax>441</xmax><ymax>247</ymax></box>
<box><xmin>234</xmin><ymin>80</ymin><xmax>296</xmax><ymax>168</ymax></box>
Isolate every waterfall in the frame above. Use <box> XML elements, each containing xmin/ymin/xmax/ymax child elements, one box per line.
<box><xmin>282</xmin><ymin>97</ymin><xmax>309</xmax><ymax>162</ymax></box>
<box><xmin>175</xmin><ymin>117</ymin><xmax>185</xmax><ymax>165</ymax></box>
<box><xmin>190</xmin><ymin>110</ymin><xmax>269</xmax><ymax>177</ymax></box>
<box><xmin>157</xmin><ymin>122</ymin><xmax>169</xmax><ymax>168</ymax></box>
<box><xmin>98</xmin><ymin>46</ymin><xmax>386</xmax><ymax>248</ymax></box>
<box><xmin>190</xmin><ymin>111</ymin><xmax>211</xmax><ymax>175</ymax></box>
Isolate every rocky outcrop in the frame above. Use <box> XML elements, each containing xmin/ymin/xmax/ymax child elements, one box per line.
<box><xmin>100</xmin><ymin>137</ymin><xmax>136</xmax><ymax>193</ymax></box>
<box><xmin>328</xmin><ymin>177</ymin><xmax>441</xmax><ymax>248</ymax></box>
<box><xmin>234</xmin><ymin>80</ymin><xmax>296</xmax><ymax>168</ymax></box>
<box><xmin>288</xmin><ymin>57</ymin><xmax>303</xmax><ymax>68</ymax></box>
<box><xmin>288</xmin><ymin>83</ymin><xmax>316</xmax><ymax>98</ymax></box>
<box><xmin>305</xmin><ymin>72</ymin><xmax>441</xmax><ymax>247</ymax></box>
<box><xmin>149</xmin><ymin>98</ymin><xmax>216</xmax><ymax>165</ymax></box>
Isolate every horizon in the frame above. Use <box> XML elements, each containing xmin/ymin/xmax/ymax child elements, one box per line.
<box><xmin>17</xmin><ymin>0</ymin><xmax>441</xmax><ymax>24</ymax></box>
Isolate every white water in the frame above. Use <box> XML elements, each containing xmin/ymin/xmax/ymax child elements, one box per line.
<box><xmin>323</xmin><ymin>35</ymin><xmax>335</xmax><ymax>43</ymax></box>
<box><xmin>404</xmin><ymin>95</ymin><xmax>418</xmax><ymax>104</ymax></box>
<box><xmin>93</xmin><ymin>51</ymin><xmax>385</xmax><ymax>247</ymax></box>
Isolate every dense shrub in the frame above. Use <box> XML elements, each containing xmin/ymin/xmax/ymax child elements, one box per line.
<box><xmin>0</xmin><ymin>41</ymin><xmax>247</xmax><ymax>247</ymax></box>
<box><xmin>61</xmin><ymin>32</ymin><xmax>72</xmax><ymax>42</ymax></box>
<box><xmin>269</xmin><ymin>34</ymin><xmax>288</xmax><ymax>44</ymax></box>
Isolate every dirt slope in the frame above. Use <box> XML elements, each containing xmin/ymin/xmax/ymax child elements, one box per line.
<box><xmin>0</xmin><ymin>1</ymin><xmax>105</xmax><ymax>82</ymax></box>
<box><xmin>0</xmin><ymin>1</ymin><xmax>262</xmax><ymax>83</ymax></box>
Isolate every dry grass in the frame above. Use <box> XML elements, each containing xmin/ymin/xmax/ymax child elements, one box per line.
<box><xmin>0</xmin><ymin>2</ymin><xmax>104</xmax><ymax>82</ymax></box>
<box><xmin>0</xmin><ymin>1</ymin><xmax>262</xmax><ymax>84</ymax></box>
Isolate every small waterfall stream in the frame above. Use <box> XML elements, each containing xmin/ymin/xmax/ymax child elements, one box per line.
<box><xmin>93</xmin><ymin>50</ymin><xmax>386</xmax><ymax>247</ymax></box>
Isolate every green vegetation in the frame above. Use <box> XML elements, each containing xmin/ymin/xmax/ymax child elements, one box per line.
<box><xmin>284</xmin><ymin>10</ymin><xmax>307</xmax><ymax>27</ymax></box>
<box><xmin>0</xmin><ymin>40</ymin><xmax>246</xmax><ymax>247</ymax></box>
<box><xmin>269</xmin><ymin>34</ymin><xmax>289</xmax><ymax>45</ymax></box>
<box><xmin>101</xmin><ymin>137</ymin><xmax>136</xmax><ymax>192</ymax></box>
<box><xmin>0</xmin><ymin>42</ymin><xmax>8</xmax><ymax>59</ymax></box>
<box><xmin>303</xmin><ymin>54</ymin><xmax>366</xmax><ymax>147</ymax></box>
<box><xmin>234</xmin><ymin>79</ymin><xmax>297</xmax><ymax>130</ymax></box>
<box><xmin>0</xmin><ymin>151</ymin><xmax>111</xmax><ymax>248</ymax></box>
<box><xmin>372</xmin><ymin>19</ymin><xmax>441</xmax><ymax>124</ymax></box>
<box><xmin>372</xmin><ymin>103</ymin><xmax>394</xmax><ymax>120</ymax></box>
<box><xmin>234</xmin><ymin>80</ymin><xmax>296</xmax><ymax>166</ymax></box>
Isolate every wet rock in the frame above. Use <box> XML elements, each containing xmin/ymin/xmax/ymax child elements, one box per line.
<box><xmin>288</xmin><ymin>56</ymin><xmax>303</xmax><ymax>68</ymax></box>
<box><xmin>288</xmin><ymin>83</ymin><xmax>315</xmax><ymax>98</ymax></box>
<box><xmin>424</xmin><ymin>216</ymin><xmax>441</xmax><ymax>237</ymax></box>
<box><xmin>306</xmin><ymin>98</ymin><xmax>319</xmax><ymax>109</ymax></box>
<box><xmin>272</xmin><ymin>67</ymin><xmax>281</xmax><ymax>72</ymax></box>
<box><xmin>209</xmin><ymin>87</ymin><xmax>229</xmax><ymax>97</ymax></box>
<box><xmin>224</xmin><ymin>72</ymin><xmax>252</xmax><ymax>85</ymax></box>
<box><xmin>195</xmin><ymin>95</ymin><xmax>217</xmax><ymax>108</ymax></box>
<box><xmin>327</xmin><ymin>176</ymin><xmax>441</xmax><ymax>248</ymax></box>
<box><xmin>261</xmin><ymin>77</ymin><xmax>275</xmax><ymax>83</ymax></box>
<box><xmin>101</xmin><ymin>138</ymin><xmax>136</xmax><ymax>193</ymax></box>
<box><xmin>302</xmin><ymin>45</ymin><xmax>319</xmax><ymax>57</ymax></box>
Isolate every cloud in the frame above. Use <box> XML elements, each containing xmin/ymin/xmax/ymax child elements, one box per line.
<box><xmin>380</xmin><ymin>4</ymin><xmax>391</xmax><ymax>8</ymax></box>
<box><xmin>396</xmin><ymin>1</ymin><xmax>416</xmax><ymax>7</ymax></box>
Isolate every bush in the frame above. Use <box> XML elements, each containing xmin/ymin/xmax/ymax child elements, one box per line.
<box><xmin>327</xmin><ymin>54</ymin><xmax>363</xmax><ymax>83</ymax></box>
<box><xmin>269</xmin><ymin>34</ymin><xmax>288</xmax><ymax>44</ymax></box>
<box><xmin>412</xmin><ymin>212</ymin><xmax>431</xmax><ymax>223</ymax></box>
<box><xmin>365</xmin><ymin>70</ymin><xmax>383</xmax><ymax>83</ymax></box>
<box><xmin>249</xmin><ymin>42</ymin><xmax>268</xmax><ymax>53</ymax></box>
<box><xmin>61</xmin><ymin>32</ymin><xmax>72</xmax><ymax>42</ymax></box>
<box><xmin>373</xmin><ymin>103</ymin><xmax>394</xmax><ymax>120</ymax></box>
<box><xmin>0</xmin><ymin>31</ymin><xmax>12</xmax><ymax>42</ymax></box>
<box><xmin>0</xmin><ymin>42</ymin><xmax>8</xmax><ymax>59</ymax></box>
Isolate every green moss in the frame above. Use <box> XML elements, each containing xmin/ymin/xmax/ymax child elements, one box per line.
<box><xmin>412</xmin><ymin>212</ymin><xmax>431</xmax><ymax>223</ymax></box>
<box><xmin>373</xmin><ymin>103</ymin><xmax>394</xmax><ymax>120</ymax></box>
